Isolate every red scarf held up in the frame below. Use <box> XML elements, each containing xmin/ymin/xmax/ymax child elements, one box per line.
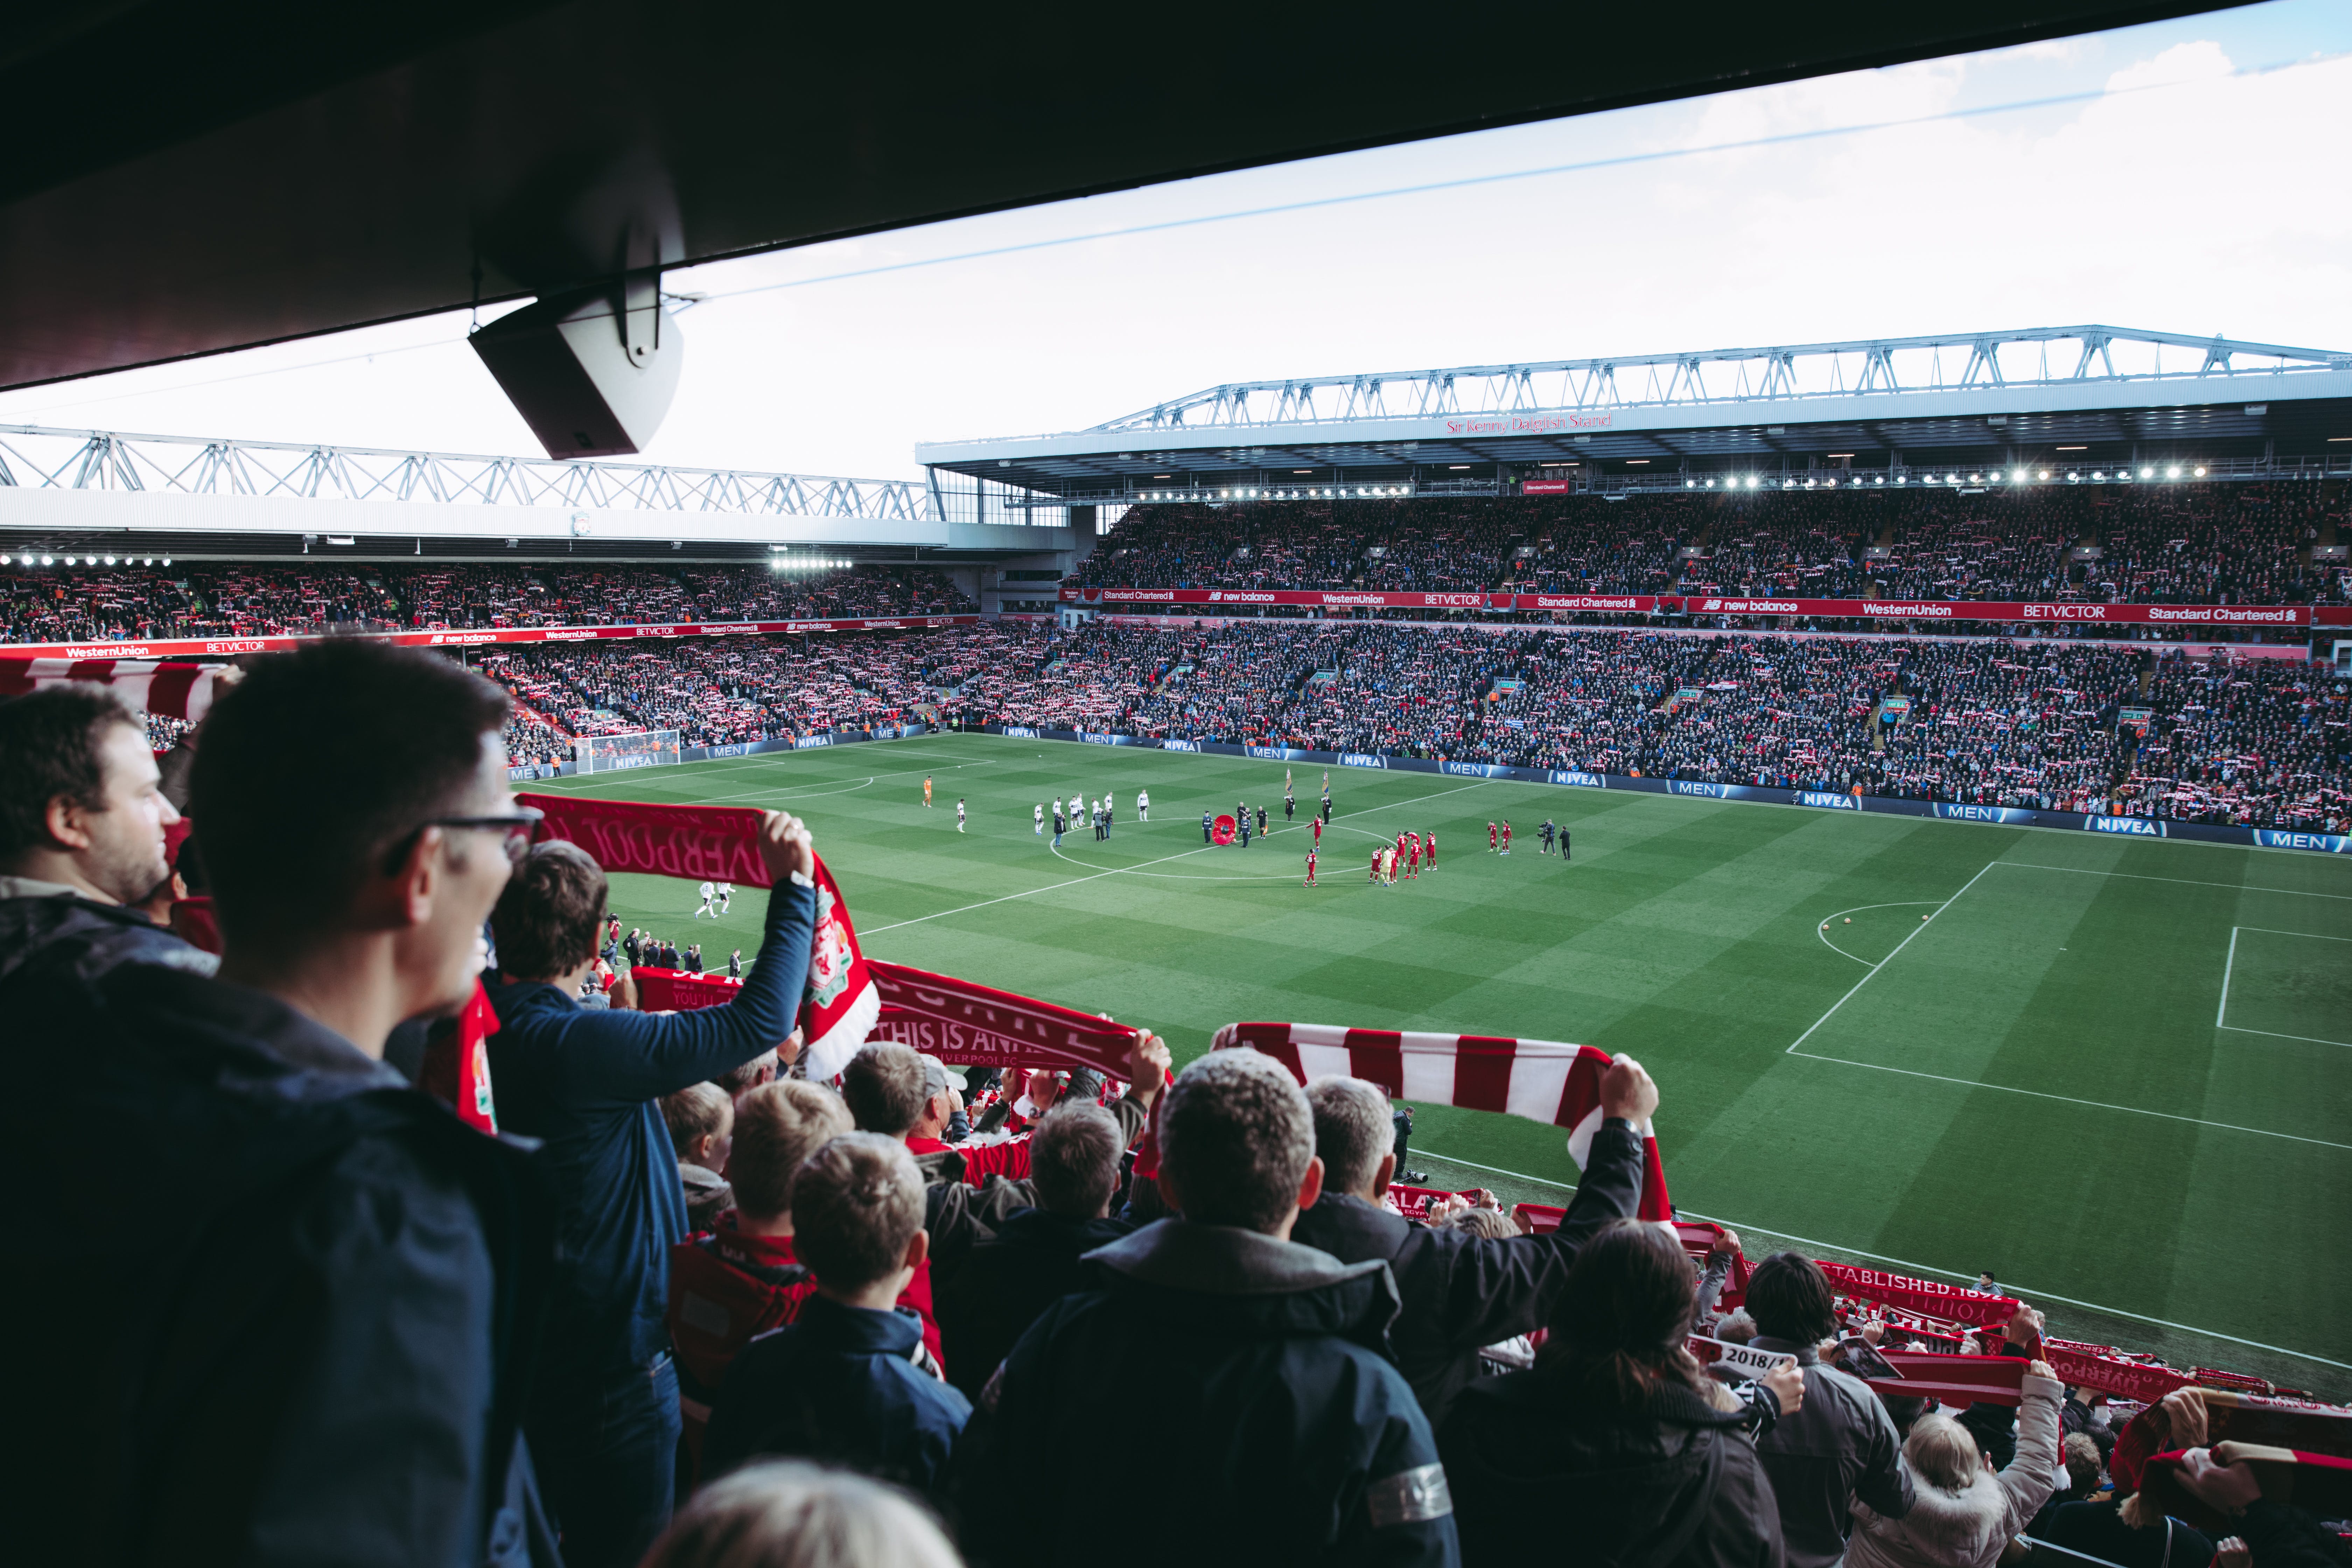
<box><xmin>1813</xmin><ymin>1260</ymin><xmax>2023</xmax><ymax>1329</ymax></box>
<box><xmin>516</xmin><ymin>794</ymin><xmax>880</xmax><ymax>1077</ymax></box>
<box><xmin>1211</xmin><ymin>1022</ymin><xmax>1671</xmax><ymax>1221</ymax></box>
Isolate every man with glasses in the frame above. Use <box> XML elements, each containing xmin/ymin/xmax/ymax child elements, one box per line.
<box><xmin>486</xmin><ymin>804</ymin><xmax>818</xmax><ymax>1568</ymax></box>
<box><xmin>7</xmin><ymin>638</ymin><xmax>562</xmax><ymax>1566</ymax></box>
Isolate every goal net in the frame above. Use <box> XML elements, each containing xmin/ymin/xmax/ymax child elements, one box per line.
<box><xmin>574</xmin><ymin>730</ymin><xmax>684</xmax><ymax>774</ymax></box>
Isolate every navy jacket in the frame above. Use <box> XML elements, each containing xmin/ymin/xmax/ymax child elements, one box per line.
<box><xmin>1</xmin><ymin>962</ymin><xmax>558</xmax><ymax>1568</ymax></box>
<box><xmin>1290</xmin><ymin>1121</ymin><xmax>1647</xmax><ymax>1426</ymax></box>
<box><xmin>702</xmin><ymin>1293</ymin><xmax>972</xmax><ymax>1495</ymax></box>
<box><xmin>933</xmin><ymin>1207</ymin><xmax>1132</xmax><ymax>1402</ymax></box>
<box><xmin>487</xmin><ymin>873</ymin><xmax>815</xmax><ymax>1372</ymax></box>
<box><xmin>952</xmin><ymin>1219</ymin><xmax>1460</xmax><ymax>1567</ymax></box>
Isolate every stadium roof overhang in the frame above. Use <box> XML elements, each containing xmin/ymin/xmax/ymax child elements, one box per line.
<box><xmin>916</xmin><ymin>328</ymin><xmax>2352</xmax><ymax>498</ymax></box>
<box><xmin>0</xmin><ymin>2</ymin><xmax>2249</xmax><ymax>393</ymax></box>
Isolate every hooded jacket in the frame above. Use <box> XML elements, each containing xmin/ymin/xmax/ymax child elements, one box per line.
<box><xmin>1844</xmin><ymin>1372</ymin><xmax>2064</xmax><ymax>1568</ymax></box>
<box><xmin>0</xmin><ymin>876</ymin><xmax>216</xmax><ymax>995</ymax></box>
<box><xmin>1749</xmin><ymin>1334</ymin><xmax>1914</xmax><ymax>1568</ymax></box>
<box><xmin>951</xmin><ymin>1218</ymin><xmax>1458</xmax><ymax>1567</ymax></box>
<box><xmin>1289</xmin><ymin>1120</ymin><xmax>1647</xmax><ymax>1425</ymax></box>
<box><xmin>1438</xmin><ymin>1367</ymin><xmax>1783</xmax><ymax>1568</ymax></box>
<box><xmin>1</xmin><ymin>961</ymin><xmax>556</xmax><ymax>1568</ymax></box>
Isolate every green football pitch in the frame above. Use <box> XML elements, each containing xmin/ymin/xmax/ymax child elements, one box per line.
<box><xmin>527</xmin><ymin>731</ymin><xmax>2352</xmax><ymax>1394</ymax></box>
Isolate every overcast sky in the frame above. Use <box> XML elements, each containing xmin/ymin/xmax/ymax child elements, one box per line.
<box><xmin>3</xmin><ymin>0</ymin><xmax>2347</xmax><ymax>482</ymax></box>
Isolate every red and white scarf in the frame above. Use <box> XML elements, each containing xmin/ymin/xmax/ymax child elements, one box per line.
<box><xmin>0</xmin><ymin>655</ymin><xmax>226</xmax><ymax>720</ymax></box>
<box><xmin>518</xmin><ymin>793</ymin><xmax>880</xmax><ymax>1075</ymax></box>
<box><xmin>1211</xmin><ymin>1022</ymin><xmax>1670</xmax><ymax>1220</ymax></box>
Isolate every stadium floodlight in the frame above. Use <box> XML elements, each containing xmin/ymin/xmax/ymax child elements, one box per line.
<box><xmin>41</xmin><ymin>555</ymin><xmax>53</xmax><ymax>565</ymax></box>
<box><xmin>2166</xmin><ymin>465</ymin><xmax>2182</xmax><ymax>479</ymax></box>
<box><xmin>2091</xmin><ymin>471</ymin><xmax>2105</xmax><ymax>481</ymax></box>
<box><xmin>2141</xmin><ymin>467</ymin><xmax>2155</xmax><ymax>478</ymax></box>
<box><xmin>1945</xmin><ymin>473</ymin><xmax>1959</xmax><ymax>484</ymax></box>
<box><xmin>2038</xmin><ymin>469</ymin><xmax>2050</xmax><ymax>480</ymax></box>
<box><xmin>1746</xmin><ymin>475</ymin><xmax>1759</xmax><ymax>488</ymax></box>
<box><xmin>2193</xmin><ymin>465</ymin><xmax>2207</xmax><ymax>477</ymax></box>
<box><xmin>2068</xmin><ymin>472</ymin><xmax>2079</xmax><ymax>482</ymax></box>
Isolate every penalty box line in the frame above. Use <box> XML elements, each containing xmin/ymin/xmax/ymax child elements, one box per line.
<box><xmin>1405</xmin><ymin>1145</ymin><xmax>2352</xmax><ymax>1372</ymax></box>
<box><xmin>1784</xmin><ymin>862</ymin><xmax>2352</xmax><ymax>1150</ymax></box>
<box><xmin>2217</xmin><ymin>926</ymin><xmax>2352</xmax><ymax>1049</ymax></box>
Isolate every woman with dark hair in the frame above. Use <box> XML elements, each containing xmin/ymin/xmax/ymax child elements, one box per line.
<box><xmin>1438</xmin><ymin>1217</ymin><xmax>1789</xmax><ymax>1568</ymax></box>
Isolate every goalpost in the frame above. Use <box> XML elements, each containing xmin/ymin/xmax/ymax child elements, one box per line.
<box><xmin>573</xmin><ymin>730</ymin><xmax>684</xmax><ymax>774</ymax></box>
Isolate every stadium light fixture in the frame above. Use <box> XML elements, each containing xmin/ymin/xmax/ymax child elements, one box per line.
<box><xmin>2166</xmin><ymin>465</ymin><xmax>2182</xmax><ymax>479</ymax></box>
<box><xmin>2193</xmin><ymin>465</ymin><xmax>2207</xmax><ymax>477</ymax></box>
<box><xmin>2091</xmin><ymin>471</ymin><xmax>2105</xmax><ymax>481</ymax></box>
<box><xmin>2067</xmin><ymin>472</ymin><xmax>2079</xmax><ymax>482</ymax></box>
<box><xmin>1945</xmin><ymin>473</ymin><xmax>1959</xmax><ymax>484</ymax></box>
<box><xmin>103</xmin><ymin>555</ymin><xmax>115</xmax><ymax>565</ymax></box>
<box><xmin>41</xmin><ymin>555</ymin><xmax>52</xmax><ymax>565</ymax></box>
<box><xmin>2038</xmin><ymin>469</ymin><xmax>2050</xmax><ymax>480</ymax></box>
<box><xmin>2141</xmin><ymin>467</ymin><xmax>2155</xmax><ymax>478</ymax></box>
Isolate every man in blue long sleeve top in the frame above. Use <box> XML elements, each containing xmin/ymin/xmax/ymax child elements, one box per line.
<box><xmin>487</xmin><ymin>812</ymin><xmax>818</xmax><ymax>1568</ymax></box>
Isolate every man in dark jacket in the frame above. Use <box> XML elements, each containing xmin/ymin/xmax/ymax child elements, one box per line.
<box><xmin>2</xmin><ymin>639</ymin><xmax>559</xmax><ymax>1566</ymax></box>
<box><xmin>1289</xmin><ymin>1061</ymin><xmax>1655</xmax><ymax>1426</ymax></box>
<box><xmin>0</xmin><ymin>682</ymin><xmax>216</xmax><ymax>994</ymax></box>
<box><xmin>1743</xmin><ymin>1253</ymin><xmax>1914</xmax><ymax>1568</ymax></box>
<box><xmin>952</xmin><ymin>1047</ymin><xmax>1457</xmax><ymax>1566</ymax></box>
<box><xmin>934</xmin><ymin>1100</ymin><xmax>1133</xmax><ymax>1402</ymax></box>
<box><xmin>487</xmin><ymin>822</ymin><xmax>816</xmax><ymax>1568</ymax></box>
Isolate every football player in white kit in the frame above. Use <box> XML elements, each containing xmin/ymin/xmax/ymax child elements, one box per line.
<box><xmin>693</xmin><ymin>880</ymin><xmax>716</xmax><ymax>917</ymax></box>
<box><xmin>716</xmin><ymin>883</ymin><xmax>733</xmax><ymax>916</ymax></box>
<box><xmin>1034</xmin><ymin>803</ymin><xmax>1044</xmax><ymax>835</ymax></box>
<box><xmin>1137</xmin><ymin>788</ymin><xmax>1149</xmax><ymax>822</ymax></box>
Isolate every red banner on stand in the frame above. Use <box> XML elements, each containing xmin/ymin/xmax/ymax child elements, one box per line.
<box><xmin>1060</xmin><ymin>586</ymin><xmax>2313</xmax><ymax>626</ymax></box>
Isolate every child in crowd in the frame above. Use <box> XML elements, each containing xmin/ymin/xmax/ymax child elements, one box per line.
<box><xmin>700</xmin><ymin>1134</ymin><xmax>970</xmax><ymax>1496</ymax></box>
<box><xmin>664</xmin><ymin>1082</ymin><xmax>735</xmax><ymax>1234</ymax></box>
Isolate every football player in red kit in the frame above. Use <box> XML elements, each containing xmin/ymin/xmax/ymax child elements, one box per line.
<box><xmin>1500</xmin><ymin>819</ymin><xmax>1513</xmax><ymax>855</ymax></box>
<box><xmin>1311</xmin><ymin>814</ymin><xmax>1323</xmax><ymax>850</ymax></box>
<box><xmin>1303</xmin><ymin>847</ymin><xmax>1319</xmax><ymax>888</ymax></box>
<box><xmin>1488</xmin><ymin>821</ymin><xmax>1498</xmax><ymax>852</ymax></box>
<box><xmin>1405</xmin><ymin>832</ymin><xmax>1421</xmax><ymax>878</ymax></box>
<box><xmin>1369</xmin><ymin>845</ymin><xmax>1382</xmax><ymax>883</ymax></box>
<box><xmin>1424</xmin><ymin>830</ymin><xmax>1436</xmax><ymax>867</ymax></box>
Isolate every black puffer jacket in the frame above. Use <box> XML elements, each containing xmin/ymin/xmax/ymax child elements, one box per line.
<box><xmin>0</xmin><ymin>881</ymin><xmax>216</xmax><ymax>995</ymax></box>
<box><xmin>951</xmin><ymin>1219</ymin><xmax>1457</xmax><ymax>1567</ymax></box>
<box><xmin>1439</xmin><ymin>1370</ymin><xmax>1784</xmax><ymax>1568</ymax></box>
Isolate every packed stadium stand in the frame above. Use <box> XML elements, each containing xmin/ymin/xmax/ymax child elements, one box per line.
<box><xmin>447</xmin><ymin>614</ymin><xmax>2352</xmax><ymax>831</ymax></box>
<box><xmin>1072</xmin><ymin>485</ymin><xmax>2352</xmax><ymax>608</ymax></box>
<box><xmin>0</xmin><ymin>562</ymin><xmax>974</xmax><ymax>641</ymax></box>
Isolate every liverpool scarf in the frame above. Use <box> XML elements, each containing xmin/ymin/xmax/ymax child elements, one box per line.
<box><xmin>517</xmin><ymin>794</ymin><xmax>880</xmax><ymax>1076</ymax></box>
<box><xmin>1210</xmin><ymin>1022</ymin><xmax>1670</xmax><ymax>1220</ymax></box>
<box><xmin>1814</xmin><ymin>1260</ymin><xmax>2022</xmax><ymax>1329</ymax></box>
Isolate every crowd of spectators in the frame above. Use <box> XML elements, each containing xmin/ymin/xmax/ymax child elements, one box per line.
<box><xmin>461</xmin><ymin>614</ymin><xmax>2348</xmax><ymax>828</ymax></box>
<box><xmin>1071</xmin><ymin>484</ymin><xmax>2351</xmax><ymax>607</ymax></box>
<box><xmin>976</xmin><ymin>621</ymin><xmax>2346</xmax><ymax>828</ymax></box>
<box><xmin>4</xmin><ymin>641</ymin><xmax>2345</xmax><ymax>1568</ymax></box>
<box><xmin>482</xmin><ymin>624</ymin><xmax>1054</xmax><ymax>751</ymax></box>
<box><xmin>0</xmin><ymin>562</ymin><xmax>975</xmax><ymax>643</ymax></box>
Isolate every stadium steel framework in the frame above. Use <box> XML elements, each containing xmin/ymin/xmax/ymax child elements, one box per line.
<box><xmin>917</xmin><ymin>326</ymin><xmax>2352</xmax><ymax>505</ymax></box>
